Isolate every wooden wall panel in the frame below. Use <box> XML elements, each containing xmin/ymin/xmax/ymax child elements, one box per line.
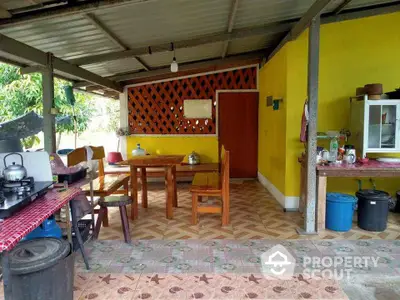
<box><xmin>127</xmin><ymin>67</ymin><xmax>257</xmax><ymax>135</ymax></box>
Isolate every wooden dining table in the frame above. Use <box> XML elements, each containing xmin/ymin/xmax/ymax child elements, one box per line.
<box><xmin>117</xmin><ymin>155</ymin><xmax>185</xmax><ymax>220</ymax></box>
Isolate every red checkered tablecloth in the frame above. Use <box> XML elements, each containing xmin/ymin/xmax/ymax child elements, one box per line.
<box><xmin>0</xmin><ymin>187</ymin><xmax>81</xmax><ymax>253</ymax></box>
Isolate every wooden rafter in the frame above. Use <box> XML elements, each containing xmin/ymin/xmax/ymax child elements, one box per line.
<box><xmin>0</xmin><ymin>32</ymin><xmax>122</xmax><ymax>92</ymax></box>
<box><xmin>84</xmin><ymin>13</ymin><xmax>150</xmax><ymax>71</ymax></box>
<box><xmin>221</xmin><ymin>0</ymin><xmax>240</xmax><ymax>58</ymax></box>
<box><xmin>333</xmin><ymin>0</ymin><xmax>353</xmax><ymax>15</ymax></box>
<box><xmin>268</xmin><ymin>0</ymin><xmax>333</xmax><ymax>61</ymax></box>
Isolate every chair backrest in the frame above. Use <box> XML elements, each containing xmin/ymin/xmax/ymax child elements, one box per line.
<box><xmin>220</xmin><ymin>145</ymin><xmax>229</xmax><ymax>192</ymax></box>
<box><xmin>67</xmin><ymin>146</ymin><xmax>106</xmax><ymax>176</ymax></box>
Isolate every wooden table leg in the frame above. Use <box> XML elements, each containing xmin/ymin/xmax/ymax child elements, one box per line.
<box><xmin>172</xmin><ymin>165</ymin><xmax>178</xmax><ymax>207</ymax></box>
<box><xmin>141</xmin><ymin>167</ymin><xmax>148</xmax><ymax>208</ymax></box>
<box><xmin>130</xmin><ymin>165</ymin><xmax>138</xmax><ymax>220</ymax></box>
<box><xmin>165</xmin><ymin>166</ymin><xmax>174</xmax><ymax>219</ymax></box>
<box><xmin>317</xmin><ymin>175</ymin><xmax>327</xmax><ymax>231</ymax></box>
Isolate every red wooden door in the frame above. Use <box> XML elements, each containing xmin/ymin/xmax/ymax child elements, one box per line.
<box><xmin>218</xmin><ymin>92</ymin><xmax>258</xmax><ymax>178</ymax></box>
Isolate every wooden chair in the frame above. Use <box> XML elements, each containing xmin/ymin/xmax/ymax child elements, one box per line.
<box><xmin>67</xmin><ymin>146</ymin><xmax>130</xmax><ymax>227</ymax></box>
<box><xmin>190</xmin><ymin>146</ymin><xmax>230</xmax><ymax>225</ymax></box>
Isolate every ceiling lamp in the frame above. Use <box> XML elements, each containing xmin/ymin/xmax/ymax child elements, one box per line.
<box><xmin>170</xmin><ymin>42</ymin><xmax>178</xmax><ymax>73</ymax></box>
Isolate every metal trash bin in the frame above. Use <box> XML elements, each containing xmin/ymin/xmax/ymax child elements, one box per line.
<box><xmin>6</xmin><ymin>238</ymin><xmax>74</xmax><ymax>300</ymax></box>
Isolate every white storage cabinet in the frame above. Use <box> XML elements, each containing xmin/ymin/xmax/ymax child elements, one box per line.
<box><xmin>350</xmin><ymin>95</ymin><xmax>400</xmax><ymax>158</ymax></box>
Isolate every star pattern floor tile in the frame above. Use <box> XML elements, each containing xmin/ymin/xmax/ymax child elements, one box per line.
<box><xmin>98</xmin><ymin>180</ymin><xmax>400</xmax><ymax>241</ymax></box>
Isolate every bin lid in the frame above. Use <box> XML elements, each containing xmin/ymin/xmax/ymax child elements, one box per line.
<box><xmin>9</xmin><ymin>238</ymin><xmax>70</xmax><ymax>275</ymax></box>
<box><xmin>327</xmin><ymin>193</ymin><xmax>357</xmax><ymax>203</ymax></box>
<box><xmin>356</xmin><ymin>189</ymin><xmax>390</xmax><ymax>201</ymax></box>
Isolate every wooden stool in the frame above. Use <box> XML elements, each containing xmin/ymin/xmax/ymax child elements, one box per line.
<box><xmin>94</xmin><ymin>195</ymin><xmax>132</xmax><ymax>243</ymax></box>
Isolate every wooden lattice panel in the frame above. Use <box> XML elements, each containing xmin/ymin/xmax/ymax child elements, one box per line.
<box><xmin>127</xmin><ymin>67</ymin><xmax>257</xmax><ymax>134</ymax></box>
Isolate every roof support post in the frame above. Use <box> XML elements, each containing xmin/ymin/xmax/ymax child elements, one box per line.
<box><xmin>42</xmin><ymin>52</ymin><xmax>56</xmax><ymax>153</ymax></box>
<box><xmin>304</xmin><ymin>16</ymin><xmax>321</xmax><ymax>234</ymax></box>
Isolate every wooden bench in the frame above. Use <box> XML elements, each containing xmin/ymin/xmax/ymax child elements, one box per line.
<box><xmin>67</xmin><ymin>146</ymin><xmax>130</xmax><ymax>226</ymax></box>
<box><xmin>190</xmin><ymin>147</ymin><xmax>230</xmax><ymax>225</ymax></box>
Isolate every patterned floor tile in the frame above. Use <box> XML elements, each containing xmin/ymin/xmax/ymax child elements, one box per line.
<box><xmin>95</xmin><ymin>180</ymin><xmax>400</xmax><ymax>241</ymax></box>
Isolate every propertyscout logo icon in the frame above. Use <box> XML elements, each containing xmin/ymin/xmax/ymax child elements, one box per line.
<box><xmin>261</xmin><ymin>245</ymin><xmax>295</xmax><ymax>279</ymax></box>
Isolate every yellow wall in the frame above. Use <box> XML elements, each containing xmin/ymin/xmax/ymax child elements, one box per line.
<box><xmin>271</xmin><ymin>11</ymin><xmax>400</xmax><ymax>198</ymax></box>
<box><xmin>258</xmin><ymin>46</ymin><xmax>288</xmax><ymax>193</ymax></box>
<box><xmin>127</xmin><ymin>136</ymin><xmax>219</xmax><ymax>163</ymax></box>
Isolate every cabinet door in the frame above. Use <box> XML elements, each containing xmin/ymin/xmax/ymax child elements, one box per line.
<box><xmin>368</xmin><ymin>104</ymin><xmax>397</xmax><ymax>149</ymax></box>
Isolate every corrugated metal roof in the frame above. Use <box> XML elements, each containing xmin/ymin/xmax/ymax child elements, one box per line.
<box><xmin>0</xmin><ymin>0</ymin><xmax>398</xmax><ymax>84</ymax></box>
<box><xmin>93</xmin><ymin>0</ymin><xmax>231</xmax><ymax>48</ymax></box>
<box><xmin>228</xmin><ymin>34</ymin><xmax>284</xmax><ymax>56</ymax></box>
<box><xmin>83</xmin><ymin>57</ymin><xmax>143</xmax><ymax>77</ymax></box>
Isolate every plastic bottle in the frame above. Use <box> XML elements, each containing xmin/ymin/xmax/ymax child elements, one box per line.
<box><xmin>329</xmin><ymin>137</ymin><xmax>338</xmax><ymax>162</ymax></box>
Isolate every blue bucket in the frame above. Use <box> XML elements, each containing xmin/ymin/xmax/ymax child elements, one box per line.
<box><xmin>326</xmin><ymin>193</ymin><xmax>357</xmax><ymax>232</ymax></box>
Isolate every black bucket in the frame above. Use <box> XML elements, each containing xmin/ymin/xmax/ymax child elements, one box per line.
<box><xmin>6</xmin><ymin>238</ymin><xmax>74</xmax><ymax>300</ymax></box>
<box><xmin>356</xmin><ymin>190</ymin><xmax>390</xmax><ymax>231</ymax></box>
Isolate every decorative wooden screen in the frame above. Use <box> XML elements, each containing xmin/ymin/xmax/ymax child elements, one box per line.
<box><xmin>127</xmin><ymin>67</ymin><xmax>257</xmax><ymax>134</ymax></box>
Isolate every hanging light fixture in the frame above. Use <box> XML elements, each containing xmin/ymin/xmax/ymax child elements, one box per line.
<box><xmin>170</xmin><ymin>42</ymin><xmax>178</xmax><ymax>73</ymax></box>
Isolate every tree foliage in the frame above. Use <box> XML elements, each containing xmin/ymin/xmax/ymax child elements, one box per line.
<box><xmin>0</xmin><ymin>63</ymin><xmax>96</xmax><ymax>147</ymax></box>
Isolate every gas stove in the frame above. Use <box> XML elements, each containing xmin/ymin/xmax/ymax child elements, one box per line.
<box><xmin>0</xmin><ymin>178</ymin><xmax>53</xmax><ymax>218</ymax></box>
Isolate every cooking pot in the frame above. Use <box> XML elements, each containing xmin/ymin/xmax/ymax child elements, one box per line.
<box><xmin>188</xmin><ymin>151</ymin><xmax>200</xmax><ymax>165</ymax></box>
<box><xmin>3</xmin><ymin>152</ymin><xmax>27</xmax><ymax>181</ymax></box>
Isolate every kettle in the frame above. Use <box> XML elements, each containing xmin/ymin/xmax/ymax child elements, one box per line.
<box><xmin>188</xmin><ymin>151</ymin><xmax>200</xmax><ymax>165</ymax></box>
<box><xmin>3</xmin><ymin>152</ymin><xmax>27</xmax><ymax>181</ymax></box>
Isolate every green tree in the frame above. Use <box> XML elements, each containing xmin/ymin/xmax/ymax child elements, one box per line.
<box><xmin>0</xmin><ymin>63</ymin><xmax>95</xmax><ymax>149</ymax></box>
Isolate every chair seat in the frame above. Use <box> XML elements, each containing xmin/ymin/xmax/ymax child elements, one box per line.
<box><xmin>190</xmin><ymin>172</ymin><xmax>221</xmax><ymax>193</ymax></box>
<box><xmin>82</xmin><ymin>174</ymin><xmax>130</xmax><ymax>196</ymax></box>
<box><xmin>100</xmin><ymin>195</ymin><xmax>132</xmax><ymax>207</ymax></box>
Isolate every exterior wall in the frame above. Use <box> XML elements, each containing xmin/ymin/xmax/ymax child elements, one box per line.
<box><xmin>123</xmin><ymin>66</ymin><xmax>258</xmax><ymax>162</ymax></box>
<box><xmin>259</xmin><ymin>11</ymin><xmax>400</xmax><ymax>207</ymax></box>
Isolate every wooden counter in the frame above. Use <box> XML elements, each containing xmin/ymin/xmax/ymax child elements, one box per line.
<box><xmin>306</xmin><ymin>160</ymin><xmax>400</xmax><ymax>231</ymax></box>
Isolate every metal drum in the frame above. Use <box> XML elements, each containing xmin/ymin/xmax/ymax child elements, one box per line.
<box><xmin>6</xmin><ymin>238</ymin><xmax>74</xmax><ymax>300</ymax></box>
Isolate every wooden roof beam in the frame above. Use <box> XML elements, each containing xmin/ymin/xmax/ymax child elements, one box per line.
<box><xmin>268</xmin><ymin>0</ymin><xmax>333</xmax><ymax>61</ymax></box>
<box><xmin>73</xmin><ymin>50</ymin><xmax>264</xmax><ymax>87</ymax></box>
<box><xmin>69</xmin><ymin>23</ymin><xmax>292</xmax><ymax>66</ymax></box>
<box><xmin>221</xmin><ymin>0</ymin><xmax>240</xmax><ymax>58</ymax></box>
<box><xmin>333</xmin><ymin>0</ymin><xmax>353</xmax><ymax>15</ymax></box>
<box><xmin>0</xmin><ymin>32</ymin><xmax>123</xmax><ymax>92</ymax></box>
<box><xmin>84</xmin><ymin>13</ymin><xmax>150</xmax><ymax>71</ymax></box>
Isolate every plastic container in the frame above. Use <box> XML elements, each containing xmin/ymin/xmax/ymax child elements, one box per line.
<box><xmin>326</xmin><ymin>193</ymin><xmax>357</xmax><ymax>231</ymax></box>
<box><xmin>132</xmin><ymin>143</ymin><xmax>146</xmax><ymax>156</ymax></box>
<box><xmin>356</xmin><ymin>189</ymin><xmax>390</xmax><ymax>231</ymax></box>
<box><xmin>57</xmin><ymin>168</ymin><xmax>87</xmax><ymax>184</ymax></box>
<box><xmin>23</xmin><ymin>216</ymin><xmax>62</xmax><ymax>241</ymax></box>
<box><xmin>6</xmin><ymin>238</ymin><xmax>74</xmax><ymax>300</ymax></box>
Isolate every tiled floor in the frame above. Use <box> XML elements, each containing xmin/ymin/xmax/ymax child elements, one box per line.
<box><xmin>99</xmin><ymin>180</ymin><xmax>400</xmax><ymax>241</ymax></box>
<box><xmin>71</xmin><ymin>238</ymin><xmax>400</xmax><ymax>299</ymax></box>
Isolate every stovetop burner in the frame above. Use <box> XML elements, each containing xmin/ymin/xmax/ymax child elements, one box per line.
<box><xmin>2</xmin><ymin>177</ymin><xmax>34</xmax><ymax>194</ymax></box>
<box><xmin>0</xmin><ymin>180</ymin><xmax>53</xmax><ymax>218</ymax></box>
